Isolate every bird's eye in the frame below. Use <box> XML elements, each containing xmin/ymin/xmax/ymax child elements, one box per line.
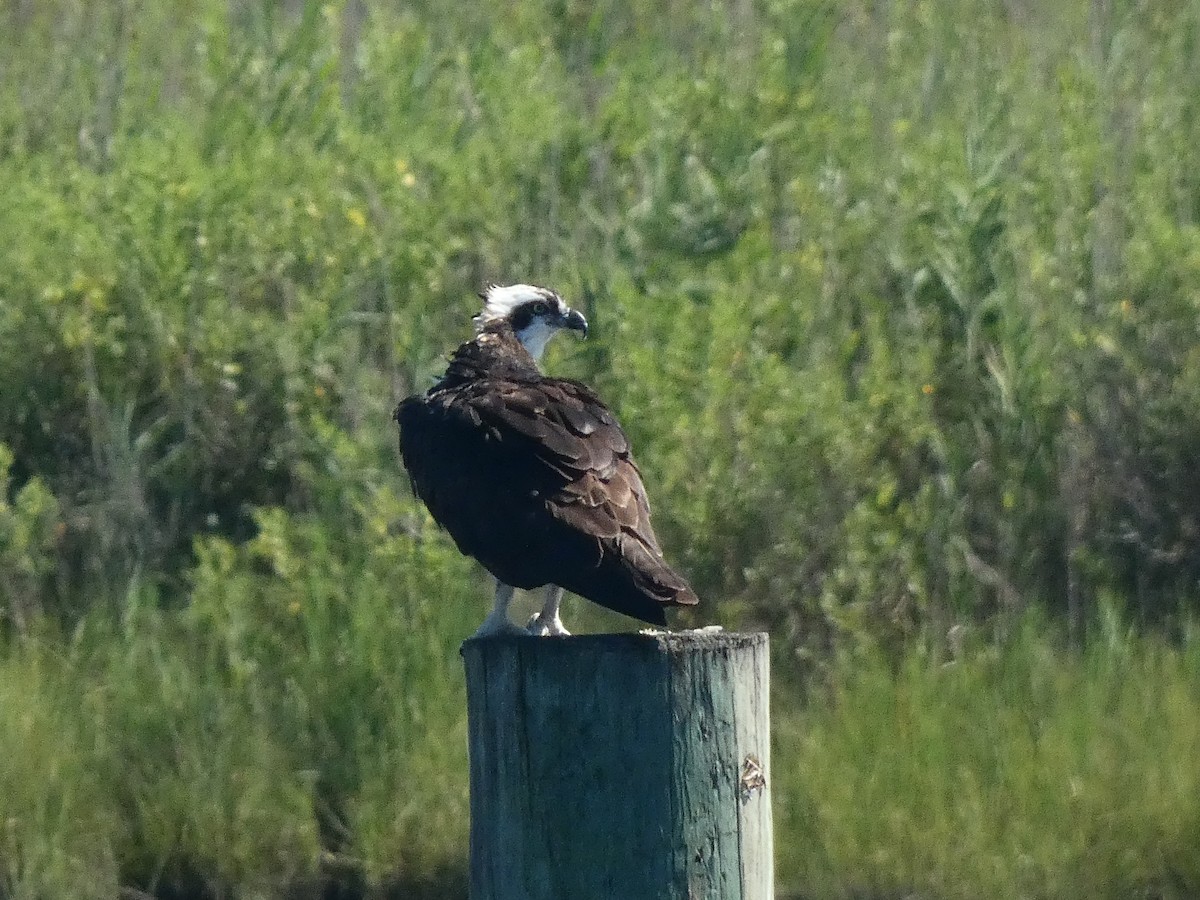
<box><xmin>532</xmin><ymin>302</ymin><xmax>548</xmax><ymax>315</ymax></box>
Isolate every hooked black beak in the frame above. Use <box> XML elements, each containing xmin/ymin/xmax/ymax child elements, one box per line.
<box><xmin>562</xmin><ymin>308</ymin><xmax>589</xmax><ymax>338</ymax></box>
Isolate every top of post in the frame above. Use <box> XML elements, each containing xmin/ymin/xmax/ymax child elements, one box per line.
<box><xmin>461</xmin><ymin>628</ymin><xmax>767</xmax><ymax>656</ymax></box>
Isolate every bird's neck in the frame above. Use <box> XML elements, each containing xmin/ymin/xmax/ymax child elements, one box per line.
<box><xmin>446</xmin><ymin>322</ymin><xmax>541</xmax><ymax>382</ymax></box>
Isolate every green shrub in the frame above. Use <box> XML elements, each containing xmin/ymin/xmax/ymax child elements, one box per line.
<box><xmin>0</xmin><ymin>446</ymin><xmax>61</xmax><ymax>632</ymax></box>
<box><xmin>3</xmin><ymin>0</ymin><xmax>1200</xmax><ymax>895</ymax></box>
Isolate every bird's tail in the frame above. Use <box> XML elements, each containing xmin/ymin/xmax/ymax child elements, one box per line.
<box><xmin>565</xmin><ymin>538</ymin><xmax>698</xmax><ymax>626</ymax></box>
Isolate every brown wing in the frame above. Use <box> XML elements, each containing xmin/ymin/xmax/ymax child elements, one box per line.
<box><xmin>397</xmin><ymin>374</ymin><xmax>697</xmax><ymax>625</ymax></box>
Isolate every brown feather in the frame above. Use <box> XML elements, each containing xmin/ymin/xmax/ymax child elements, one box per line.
<box><xmin>395</xmin><ymin>317</ymin><xmax>698</xmax><ymax>626</ymax></box>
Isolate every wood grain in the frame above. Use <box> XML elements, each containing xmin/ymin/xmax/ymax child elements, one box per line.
<box><xmin>463</xmin><ymin>631</ymin><xmax>771</xmax><ymax>899</ymax></box>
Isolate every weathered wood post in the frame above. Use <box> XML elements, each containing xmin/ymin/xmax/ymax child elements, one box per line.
<box><xmin>462</xmin><ymin>631</ymin><xmax>771</xmax><ymax>899</ymax></box>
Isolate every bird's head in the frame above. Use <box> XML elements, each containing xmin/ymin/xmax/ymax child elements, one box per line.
<box><xmin>474</xmin><ymin>284</ymin><xmax>588</xmax><ymax>361</ymax></box>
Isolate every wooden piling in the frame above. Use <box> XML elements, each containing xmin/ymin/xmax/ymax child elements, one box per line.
<box><xmin>462</xmin><ymin>631</ymin><xmax>771</xmax><ymax>899</ymax></box>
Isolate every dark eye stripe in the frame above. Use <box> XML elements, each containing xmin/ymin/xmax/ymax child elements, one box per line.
<box><xmin>509</xmin><ymin>305</ymin><xmax>536</xmax><ymax>330</ymax></box>
<box><xmin>508</xmin><ymin>297</ymin><xmax>560</xmax><ymax>330</ymax></box>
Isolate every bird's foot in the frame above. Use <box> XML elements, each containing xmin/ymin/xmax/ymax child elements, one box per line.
<box><xmin>472</xmin><ymin>612</ymin><xmax>529</xmax><ymax>639</ymax></box>
<box><xmin>526</xmin><ymin>612</ymin><xmax>571</xmax><ymax>637</ymax></box>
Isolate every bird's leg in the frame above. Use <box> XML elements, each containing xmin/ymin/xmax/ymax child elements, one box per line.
<box><xmin>527</xmin><ymin>585</ymin><xmax>571</xmax><ymax>637</ymax></box>
<box><xmin>473</xmin><ymin>581</ymin><xmax>527</xmax><ymax>638</ymax></box>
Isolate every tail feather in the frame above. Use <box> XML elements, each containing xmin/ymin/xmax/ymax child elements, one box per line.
<box><xmin>557</xmin><ymin>542</ymin><xmax>697</xmax><ymax>626</ymax></box>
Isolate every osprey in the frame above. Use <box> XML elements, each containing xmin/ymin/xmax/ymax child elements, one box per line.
<box><xmin>395</xmin><ymin>284</ymin><xmax>699</xmax><ymax>637</ymax></box>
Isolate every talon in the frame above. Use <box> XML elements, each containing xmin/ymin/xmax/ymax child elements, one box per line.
<box><xmin>473</xmin><ymin>613</ymin><xmax>528</xmax><ymax>639</ymax></box>
<box><xmin>527</xmin><ymin>612</ymin><xmax>571</xmax><ymax>637</ymax></box>
<box><xmin>471</xmin><ymin>582</ymin><xmax>527</xmax><ymax>638</ymax></box>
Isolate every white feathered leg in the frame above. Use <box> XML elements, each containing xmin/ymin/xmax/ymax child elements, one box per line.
<box><xmin>473</xmin><ymin>582</ymin><xmax>526</xmax><ymax>638</ymax></box>
<box><xmin>527</xmin><ymin>585</ymin><xmax>571</xmax><ymax>636</ymax></box>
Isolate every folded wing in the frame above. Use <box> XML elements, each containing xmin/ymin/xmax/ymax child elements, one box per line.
<box><xmin>397</xmin><ymin>375</ymin><xmax>697</xmax><ymax>625</ymax></box>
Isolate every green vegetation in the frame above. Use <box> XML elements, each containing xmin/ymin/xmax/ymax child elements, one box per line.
<box><xmin>778</xmin><ymin>613</ymin><xmax>1200</xmax><ymax>899</ymax></box>
<box><xmin>2</xmin><ymin>0</ymin><xmax>1200</xmax><ymax>896</ymax></box>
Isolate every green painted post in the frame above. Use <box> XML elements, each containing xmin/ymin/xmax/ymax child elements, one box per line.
<box><xmin>462</xmin><ymin>631</ymin><xmax>772</xmax><ymax>899</ymax></box>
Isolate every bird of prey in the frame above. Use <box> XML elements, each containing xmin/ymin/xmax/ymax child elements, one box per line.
<box><xmin>395</xmin><ymin>284</ymin><xmax>699</xmax><ymax>637</ymax></box>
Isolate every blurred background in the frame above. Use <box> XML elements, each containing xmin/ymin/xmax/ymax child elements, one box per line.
<box><xmin>3</xmin><ymin>0</ymin><xmax>1200</xmax><ymax>896</ymax></box>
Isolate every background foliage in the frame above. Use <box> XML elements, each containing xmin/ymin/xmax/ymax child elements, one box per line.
<box><xmin>2</xmin><ymin>0</ymin><xmax>1200</xmax><ymax>897</ymax></box>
